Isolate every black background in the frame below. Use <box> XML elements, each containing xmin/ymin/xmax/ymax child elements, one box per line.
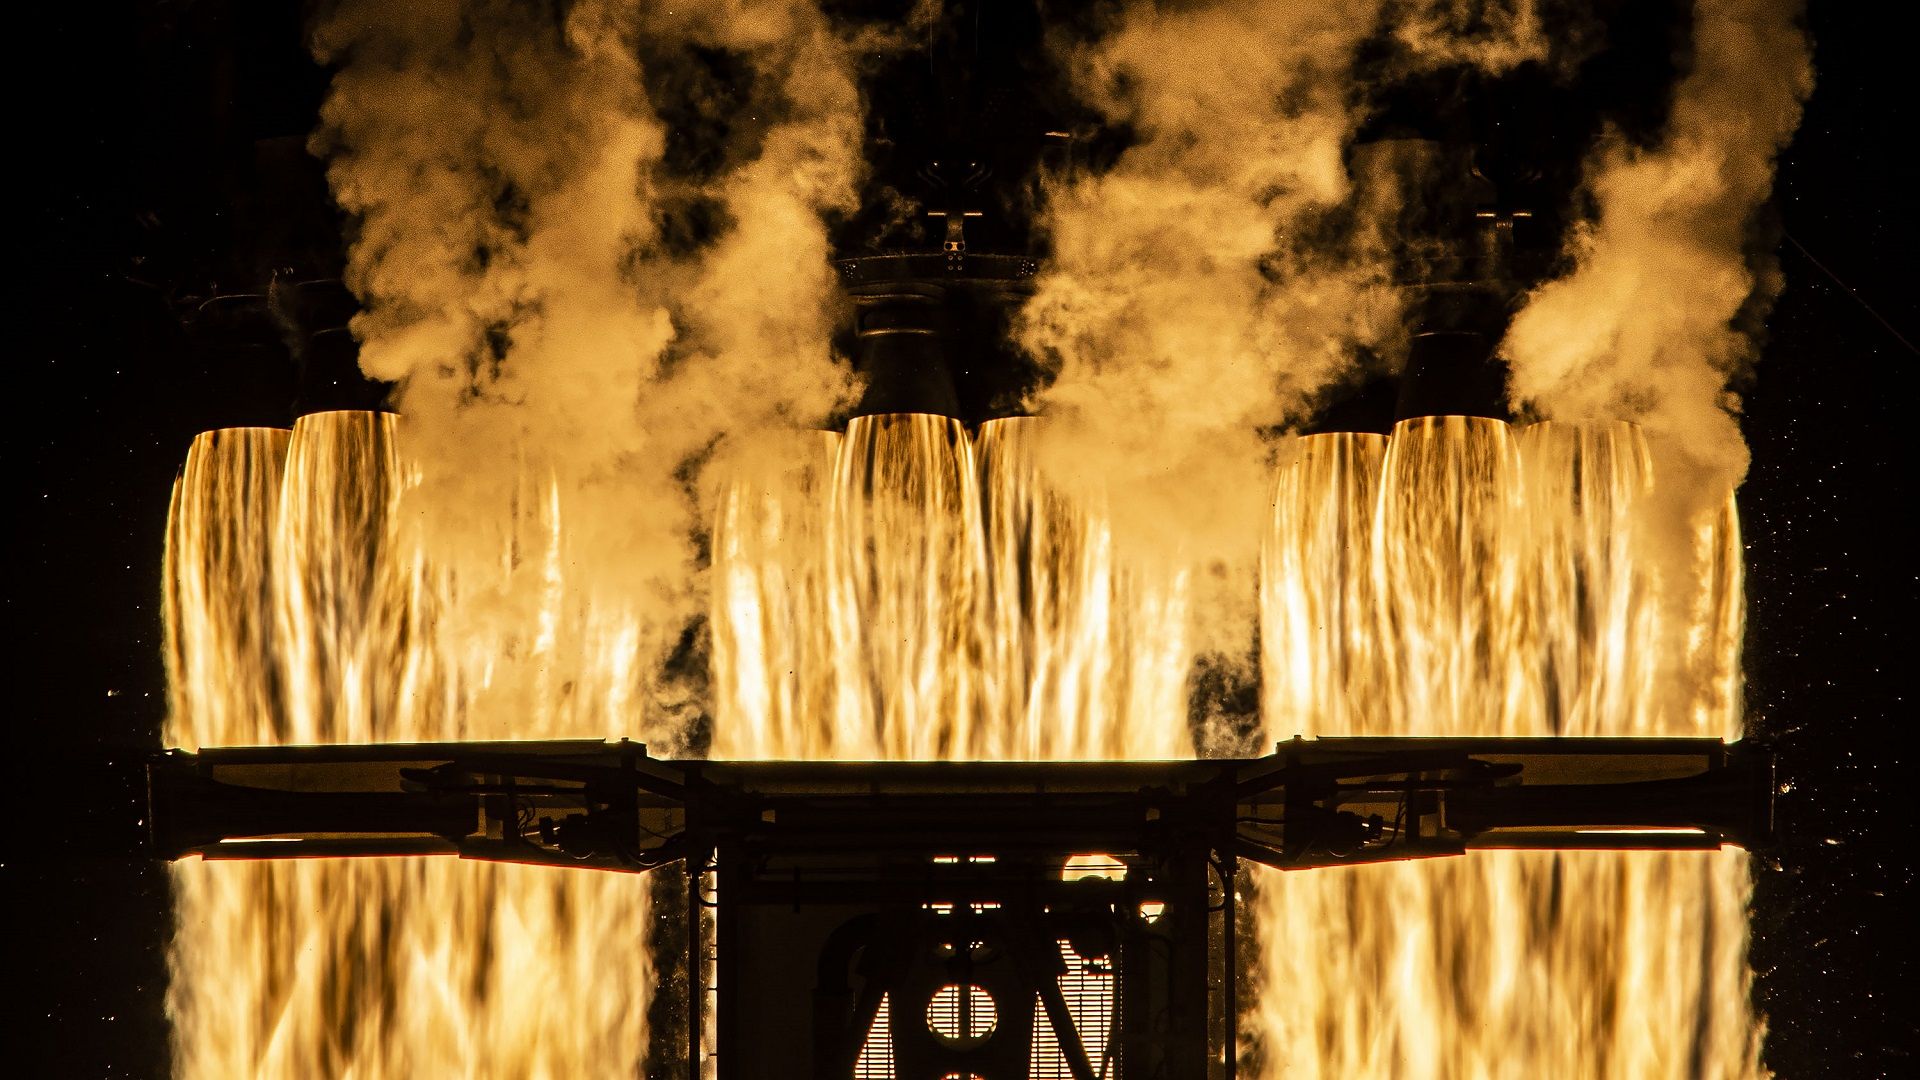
<box><xmin>13</xmin><ymin>2</ymin><xmax>1913</xmax><ymax>1076</ymax></box>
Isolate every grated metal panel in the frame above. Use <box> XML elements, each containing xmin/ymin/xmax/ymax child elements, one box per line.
<box><xmin>855</xmin><ymin>994</ymin><xmax>894</xmax><ymax>1080</ymax></box>
<box><xmin>1029</xmin><ymin>940</ymin><xmax>1119</xmax><ymax>1079</ymax></box>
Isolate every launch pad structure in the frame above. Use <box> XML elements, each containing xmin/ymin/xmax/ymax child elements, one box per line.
<box><xmin>146</xmin><ymin>736</ymin><xmax>1772</xmax><ymax>1080</ymax></box>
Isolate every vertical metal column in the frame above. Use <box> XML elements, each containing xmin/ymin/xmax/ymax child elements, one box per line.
<box><xmin>1165</xmin><ymin>847</ymin><xmax>1212</xmax><ymax>1079</ymax></box>
<box><xmin>713</xmin><ymin>852</ymin><xmax>741</xmax><ymax>1080</ymax></box>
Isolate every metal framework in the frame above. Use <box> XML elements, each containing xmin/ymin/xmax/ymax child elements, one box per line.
<box><xmin>145</xmin><ymin>736</ymin><xmax>1772</xmax><ymax>1079</ymax></box>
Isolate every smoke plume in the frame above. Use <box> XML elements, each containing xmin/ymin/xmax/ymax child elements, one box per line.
<box><xmin>1016</xmin><ymin>0</ymin><xmax>1402</xmax><ymax>653</ymax></box>
<box><xmin>1501</xmin><ymin>0</ymin><xmax>1813</xmax><ymax>506</ymax></box>
<box><xmin>1385</xmin><ymin>0</ymin><xmax>1552</xmax><ymax>75</ymax></box>
<box><xmin>311</xmin><ymin>0</ymin><xmax>864</xmax><ymax>739</ymax></box>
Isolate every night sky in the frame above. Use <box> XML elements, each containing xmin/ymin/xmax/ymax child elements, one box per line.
<box><xmin>14</xmin><ymin>2</ymin><xmax>1912</xmax><ymax>1076</ymax></box>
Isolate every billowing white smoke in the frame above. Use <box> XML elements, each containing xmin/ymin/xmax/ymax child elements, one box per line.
<box><xmin>1502</xmin><ymin>0</ymin><xmax>1813</xmax><ymax>509</ymax></box>
<box><xmin>311</xmin><ymin>0</ymin><xmax>865</xmax><ymax>739</ymax></box>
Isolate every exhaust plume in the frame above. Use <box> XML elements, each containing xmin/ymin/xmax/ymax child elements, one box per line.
<box><xmin>1501</xmin><ymin>0</ymin><xmax>1813</xmax><ymax>508</ymax></box>
<box><xmin>1016</xmin><ymin>0</ymin><xmax>1402</xmax><ymax>656</ymax></box>
<box><xmin>312</xmin><ymin>0</ymin><xmax>864</xmax><ymax>738</ymax></box>
<box><xmin>160</xmin><ymin>5</ymin><xmax>870</xmax><ymax>1077</ymax></box>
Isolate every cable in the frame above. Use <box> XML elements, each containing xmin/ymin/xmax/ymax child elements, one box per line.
<box><xmin>1389</xmin><ymin>792</ymin><xmax>1408</xmax><ymax>841</ymax></box>
<box><xmin>1206</xmin><ymin>854</ymin><xmax>1237</xmax><ymax>912</ymax></box>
